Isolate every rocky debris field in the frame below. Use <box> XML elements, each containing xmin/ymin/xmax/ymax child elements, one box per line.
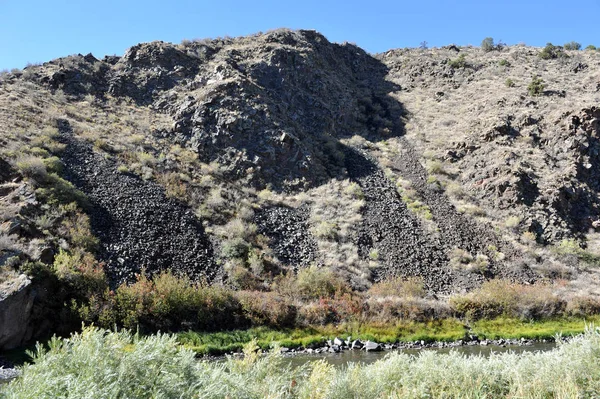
<box><xmin>390</xmin><ymin>138</ymin><xmax>537</xmax><ymax>283</ymax></box>
<box><xmin>254</xmin><ymin>205</ymin><xmax>317</xmax><ymax>269</ymax></box>
<box><xmin>56</xmin><ymin>119</ymin><xmax>219</xmax><ymax>286</ymax></box>
<box><xmin>343</xmin><ymin>147</ymin><xmax>455</xmax><ymax>292</ymax></box>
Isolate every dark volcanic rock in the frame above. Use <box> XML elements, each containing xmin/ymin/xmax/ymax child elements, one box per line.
<box><xmin>345</xmin><ymin>145</ymin><xmax>536</xmax><ymax>293</ymax></box>
<box><xmin>56</xmin><ymin>119</ymin><xmax>218</xmax><ymax>286</ymax></box>
<box><xmin>254</xmin><ymin>205</ymin><xmax>317</xmax><ymax>269</ymax></box>
<box><xmin>344</xmin><ymin>147</ymin><xmax>457</xmax><ymax>293</ymax></box>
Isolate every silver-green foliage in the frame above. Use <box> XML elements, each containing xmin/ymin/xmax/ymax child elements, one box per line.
<box><xmin>3</xmin><ymin>326</ymin><xmax>600</xmax><ymax>398</ymax></box>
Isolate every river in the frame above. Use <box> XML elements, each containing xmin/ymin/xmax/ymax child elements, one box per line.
<box><xmin>281</xmin><ymin>341</ymin><xmax>557</xmax><ymax>368</ymax></box>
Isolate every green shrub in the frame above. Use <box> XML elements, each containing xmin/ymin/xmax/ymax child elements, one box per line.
<box><xmin>498</xmin><ymin>59</ymin><xmax>511</xmax><ymax>67</ymax></box>
<box><xmin>16</xmin><ymin>155</ymin><xmax>47</xmax><ymax>180</ymax></box>
<box><xmin>34</xmin><ymin>174</ymin><xmax>89</xmax><ymax>207</ymax></box>
<box><xmin>554</xmin><ymin>238</ymin><xmax>600</xmax><ymax>266</ymax></box>
<box><xmin>527</xmin><ymin>76</ymin><xmax>545</xmax><ymax>96</ymax></box>
<box><xmin>296</xmin><ymin>265</ymin><xmax>346</xmax><ymax>300</ymax></box>
<box><xmin>538</xmin><ymin>42</ymin><xmax>568</xmax><ymax>59</ymax></box>
<box><xmin>220</xmin><ymin>237</ymin><xmax>250</xmax><ymax>259</ymax></box>
<box><xmin>110</xmin><ymin>272</ymin><xmax>246</xmax><ymax>332</ymax></box>
<box><xmin>312</xmin><ymin>221</ymin><xmax>339</xmax><ymax>240</ymax></box>
<box><xmin>505</xmin><ymin>78</ymin><xmax>515</xmax><ymax>87</ymax></box>
<box><xmin>585</xmin><ymin>45</ymin><xmax>597</xmax><ymax>51</ymax></box>
<box><xmin>563</xmin><ymin>41</ymin><xmax>581</xmax><ymax>50</ymax></box>
<box><xmin>448</xmin><ymin>53</ymin><xmax>467</xmax><ymax>69</ymax></box>
<box><xmin>481</xmin><ymin>37</ymin><xmax>495</xmax><ymax>52</ymax></box>
<box><xmin>61</xmin><ymin>211</ymin><xmax>99</xmax><ymax>252</ymax></box>
<box><xmin>136</xmin><ymin>151</ymin><xmax>156</xmax><ymax>167</ymax></box>
<box><xmin>53</xmin><ymin>249</ymin><xmax>107</xmax><ymax>297</ymax></box>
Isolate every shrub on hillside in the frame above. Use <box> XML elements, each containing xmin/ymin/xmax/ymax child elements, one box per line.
<box><xmin>107</xmin><ymin>272</ymin><xmax>246</xmax><ymax>332</ymax></box>
<box><xmin>295</xmin><ymin>265</ymin><xmax>350</xmax><ymax>300</ymax></box>
<box><xmin>528</xmin><ymin>76</ymin><xmax>545</xmax><ymax>96</ymax></box>
<box><xmin>585</xmin><ymin>45</ymin><xmax>597</xmax><ymax>51</ymax></box>
<box><xmin>368</xmin><ymin>276</ymin><xmax>425</xmax><ymax>298</ymax></box>
<box><xmin>538</xmin><ymin>43</ymin><xmax>568</xmax><ymax>59</ymax></box>
<box><xmin>60</xmin><ymin>210</ymin><xmax>99</xmax><ymax>252</ymax></box>
<box><xmin>481</xmin><ymin>37</ymin><xmax>495</xmax><ymax>52</ymax></box>
<box><xmin>448</xmin><ymin>54</ymin><xmax>467</xmax><ymax>69</ymax></box>
<box><xmin>53</xmin><ymin>249</ymin><xmax>107</xmax><ymax>296</ymax></box>
<box><xmin>16</xmin><ymin>155</ymin><xmax>47</xmax><ymax>180</ymax></box>
<box><xmin>563</xmin><ymin>41</ymin><xmax>581</xmax><ymax>50</ymax></box>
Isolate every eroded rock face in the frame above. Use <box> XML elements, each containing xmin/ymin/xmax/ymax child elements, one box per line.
<box><xmin>31</xmin><ymin>30</ymin><xmax>403</xmax><ymax>192</ymax></box>
<box><xmin>0</xmin><ymin>274</ymin><xmax>34</xmax><ymax>350</ymax></box>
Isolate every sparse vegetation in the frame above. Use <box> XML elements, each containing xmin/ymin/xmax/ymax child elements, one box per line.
<box><xmin>527</xmin><ymin>76</ymin><xmax>545</xmax><ymax>96</ymax></box>
<box><xmin>448</xmin><ymin>53</ymin><xmax>467</xmax><ymax>69</ymax></box>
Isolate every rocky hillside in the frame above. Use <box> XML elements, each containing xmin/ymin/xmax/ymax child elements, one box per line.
<box><xmin>1</xmin><ymin>30</ymin><xmax>600</xmax><ymax>317</ymax></box>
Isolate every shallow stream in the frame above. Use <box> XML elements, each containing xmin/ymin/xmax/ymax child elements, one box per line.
<box><xmin>280</xmin><ymin>341</ymin><xmax>557</xmax><ymax>368</ymax></box>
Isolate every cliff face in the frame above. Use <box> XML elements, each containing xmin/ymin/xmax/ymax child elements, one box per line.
<box><xmin>1</xmin><ymin>30</ymin><xmax>600</xmax><ymax>302</ymax></box>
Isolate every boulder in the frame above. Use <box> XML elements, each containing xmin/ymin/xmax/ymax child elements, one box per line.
<box><xmin>0</xmin><ymin>274</ymin><xmax>35</xmax><ymax>350</ymax></box>
<box><xmin>363</xmin><ymin>340</ymin><xmax>382</xmax><ymax>352</ymax></box>
<box><xmin>351</xmin><ymin>339</ymin><xmax>363</xmax><ymax>350</ymax></box>
<box><xmin>333</xmin><ymin>337</ymin><xmax>344</xmax><ymax>346</ymax></box>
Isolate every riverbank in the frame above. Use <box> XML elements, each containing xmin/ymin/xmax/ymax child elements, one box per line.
<box><xmin>2</xmin><ymin>326</ymin><xmax>600</xmax><ymax>398</ymax></box>
<box><xmin>178</xmin><ymin>316</ymin><xmax>600</xmax><ymax>356</ymax></box>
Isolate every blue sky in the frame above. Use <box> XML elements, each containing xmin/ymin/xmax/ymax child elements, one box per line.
<box><xmin>1</xmin><ymin>0</ymin><xmax>599</xmax><ymax>70</ymax></box>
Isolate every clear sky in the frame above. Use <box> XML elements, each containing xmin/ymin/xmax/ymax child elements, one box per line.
<box><xmin>1</xmin><ymin>0</ymin><xmax>599</xmax><ymax>70</ymax></box>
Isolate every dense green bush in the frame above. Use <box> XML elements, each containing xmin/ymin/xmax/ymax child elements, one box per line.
<box><xmin>563</xmin><ymin>41</ymin><xmax>582</xmax><ymax>50</ymax></box>
<box><xmin>481</xmin><ymin>37</ymin><xmax>495</xmax><ymax>52</ymax></box>
<box><xmin>295</xmin><ymin>265</ymin><xmax>350</xmax><ymax>300</ymax></box>
<box><xmin>538</xmin><ymin>43</ymin><xmax>568</xmax><ymax>59</ymax></box>
<box><xmin>527</xmin><ymin>76</ymin><xmax>545</xmax><ymax>96</ymax></box>
<box><xmin>106</xmin><ymin>272</ymin><xmax>246</xmax><ymax>332</ymax></box>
